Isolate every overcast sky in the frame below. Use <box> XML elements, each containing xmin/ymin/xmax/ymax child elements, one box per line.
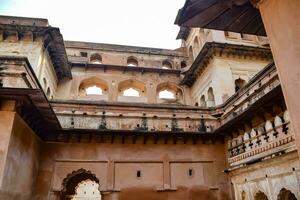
<box><xmin>0</xmin><ymin>0</ymin><xmax>185</xmax><ymax>49</ymax></box>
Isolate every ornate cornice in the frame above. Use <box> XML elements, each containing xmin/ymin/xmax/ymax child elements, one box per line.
<box><xmin>0</xmin><ymin>24</ymin><xmax>72</xmax><ymax>80</ymax></box>
<box><xmin>181</xmin><ymin>42</ymin><xmax>273</xmax><ymax>86</ymax></box>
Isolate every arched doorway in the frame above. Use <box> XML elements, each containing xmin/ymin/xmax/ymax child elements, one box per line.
<box><xmin>277</xmin><ymin>188</ymin><xmax>297</xmax><ymax>200</ymax></box>
<box><xmin>61</xmin><ymin>169</ymin><xmax>101</xmax><ymax>200</ymax></box>
<box><xmin>254</xmin><ymin>191</ymin><xmax>268</xmax><ymax>200</ymax></box>
<box><xmin>241</xmin><ymin>191</ymin><xmax>247</xmax><ymax>200</ymax></box>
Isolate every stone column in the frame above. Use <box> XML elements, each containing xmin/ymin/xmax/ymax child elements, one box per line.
<box><xmin>147</xmin><ymin>83</ymin><xmax>157</xmax><ymax>104</ymax></box>
<box><xmin>0</xmin><ymin>100</ymin><xmax>16</xmax><ymax>189</ymax></box>
<box><xmin>109</xmin><ymin>81</ymin><xmax>118</xmax><ymax>102</ymax></box>
<box><xmin>258</xmin><ymin>0</ymin><xmax>300</xmax><ymax>156</ymax></box>
<box><xmin>163</xmin><ymin>160</ymin><xmax>171</xmax><ymax>189</ymax></box>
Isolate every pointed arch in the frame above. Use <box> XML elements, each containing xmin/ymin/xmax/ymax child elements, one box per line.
<box><xmin>277</xmin><ymin>188</ymin><xmax>297</xmax><ymax>200</ymax></box>
<box><xmin>241</xmin><ymin>191</ymin><xmax>247</xmax><ymax>200</ymax></box>
<box><xmin>254</xmin><ymin>191</ymin><xmax>269</xmax><ymax>200</ymax></box>
<box><xmin>117</xmin><ymin>79</ymin><xmax>147</xmax><ymax>102</ymax></box>
<box><xmin>235</xmin><ymin>78</ymin><xmax>246</xmax><ymax>92</ymax></box>
<box><xmin>162</xmin><ymin>60</ymin><xmax>173</xmax><ymax>69</ymax></box>
<box><xmin>90</xmin><ymin>53</ymin><xmax>102</xmax><ymax>64</ymax></box>
<box><xmin>200</xmin><ymin>95</ymin><xmax>206</xmax><ymax>107</ymax></box>
<box><xmin>46</xmin><ymin>87</ymin><xmax>51</xmax><ymax>98</ymax></box>
<box><xmin>78</xmin><ymin>77</ymin><xmax>108</xmax><ymax>96</ymax></box>
<box><xmin>61</xmin><ymin>168</ymin><xmax>100</xmax><ymax>199</ymax></box>
<box><xmin>127</xmin><ymin>56</ymin><xmax>138</xmax><ymax>66</ymax></box>
<box><xmin>207</xmin><ymin>87</ymin><xmax>215</xmax><ymax>107</ymax></box>
<box><xmin>156</xmin><ymin>82</ymin><xmax>184</xmax><ymax>104</ymax></box>
<box><xmin>188</xmin><ymin>46</ymin><xmax>194</xmax><ymax>61</ymax></box>
<box><xmin>181</xmin><ymin>61</ymin><xmax>187</xmax><ymax>68</ymax></box>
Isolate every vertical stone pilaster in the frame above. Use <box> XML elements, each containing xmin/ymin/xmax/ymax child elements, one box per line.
<box><xmin>106</xmin><ymin>160</ymin><xmax>115</xmax><ymax>191</ymax></box>
<box><xmin>163</xmin><ymin>160</ymin><xmax>171</xmax><ymax>189</ymax></box>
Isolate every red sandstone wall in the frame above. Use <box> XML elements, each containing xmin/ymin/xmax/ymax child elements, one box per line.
<box><xmin>34</xmin><ymin>142</ymin><xmax>231</xmax><ymax>200</ymax></box>
<box><xmin>0</xmin><ymin>113</ymin><xmax>40</xmax><ymax>199</ymax></box>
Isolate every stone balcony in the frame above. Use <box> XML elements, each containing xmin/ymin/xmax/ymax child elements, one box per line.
<box><xmin>0</xmin><ymin>56</ymin><xmax>40</xmax><ymax>89</ymax></box>
<box><xmin>227</xmin><ymin>110</ymin><xmax>296</xmax><ymax>168</ymax></box>
<box><xmin>219</xmin><ymin>63</ymin><xmax>280</xmax><ymax>128</ymax></box>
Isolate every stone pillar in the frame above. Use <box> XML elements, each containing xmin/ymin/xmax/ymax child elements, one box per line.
<box><xmin>0</xmin><ymin>100</ymin><xmax>16</xmax><ymax>188</ymax></box>
<box><xmin>258</xmin><ymin>0</ymin><xmax>300</xmax><ymax>156</ymax></box>
<box><xmin>109</xmin><ymin>81</ymin><xmax>118</xmax><ymax>102</ymax></box>
<box><xmin>0</xmin><ymin>101</ymin><xmax>16</xmax><ymax>199</ymax></box>
<box><xmin>147</xmin><ymin>83</ymin><xmax>157</xmax><ymax>104</ymax></box>
<box><xmin>163</xmin><ymin>160</ymin><xmax>171</xmax><ymax>189</ymax></box>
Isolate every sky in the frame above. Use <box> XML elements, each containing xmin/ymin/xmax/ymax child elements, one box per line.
<box><xmin>0</xmin><ymin>0</ymin><xmax>185</xmax><ymax>49</ymax></box>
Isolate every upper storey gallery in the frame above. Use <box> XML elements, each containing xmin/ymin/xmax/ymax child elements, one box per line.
<box><xmin>0</xmin><ymin>15</ymin><xmax>272</xmax><ymax>107</ymax></box>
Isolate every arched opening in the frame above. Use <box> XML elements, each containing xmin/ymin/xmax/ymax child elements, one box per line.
<box><xmin>207</xmin><ymin>87</ymin><xmax>215</xmax><ymax>107</ymax></box>
<box><xmin>127</xmin><ymin>57</ymin><xmax>138</xmax><ymax>66</ymax></box>
<box><xmin>62</xmin><ymin>169</ymin><xmax>101</xmax><ymax>200</ymax></box>
<box><xmin>78</xmin><ymin>77</ymin><xmax>108</xmax><ymax>97</ymax></box>
<box><xmin>118</xmin><ymin>79</ymin><xmax>147</xmax><ymax>102</ymax></box>
<box><xmin>123</xmin><ymin>88</ymin><xmax>140</xmax><ymax>97</ymax></box>
<box><xmin>90</xmin><ymin>53</ymin><xmax>102</xmax><ymax>64</ymax></box>
<box><xmin>162</xmin><ymin>60</ymin><xmax>173</xmax><ymax>69</ymax></box>
<box><xmin>235</xmin><ymin>78</ymin><xmax>246</xmax><ymax>92</ymax></box>
<box><xmin>85</xmin><ymin>86</ymin><xmax>103</xmax><ymax>95</ymax></box>
<box><xmin>159</xmin><ymin>90</ymin><xmax>175</xmax><ymax>99</ymax></box>
<box><xmin>277</xmin><ymin>188</ymin><xmax>297</xmax><ymax>200</ymax></box>
<box><xmin>43</xmin><ymin>77</ymin><xmax>47</xmax><ymax>90</ymax></box>
<box><xmin>78</xmin><ymin>77</ymin><xmax>108</xmax><ymax>101</ymax></box>
<box><xmin>46</xmin><ymin>87</ymin><xmax>51</xmax><ymax>98</ymax></box>
<box><xmin>181</xmin><ymin>61</ymin><xmax>187</xmax><ymax>68</ymax></box>
<box><xmin>254</xmin><ymin>191</ymin><xmax>269</xmax><ymax>200</ymax></box>
<box><xmin>189</xmin><ymin>46</ymin><xmax>194</xmax><ymax>61</ymax></box>
<box><xmin>156</xmin><ymin>82</ymin><xmax>183</xmax><ymax>104</ymax></box>
<box><xmin>72</xmin><ymin>180</ymin><xmax>101</xmax><ymax>200</ymax></box>
<box><xmin>241</xmin><ymin>191</ymin><xmax>247</xmax><ymax>200</ymax></box>
<box><xmin>200</xmin><ymin>95</ymin><xmax>206</xmax><ymax>107</ymax></box>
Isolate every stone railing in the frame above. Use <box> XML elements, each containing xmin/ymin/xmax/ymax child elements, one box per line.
<box><xmin>227</xmin><ymin>110</ymin><xmax>296</xmax><ymax>166</ymax></box>
<box><xmin>52</xmin><ymin>101</ymin><xmax>216</xmax><ymax>133</ymax></box>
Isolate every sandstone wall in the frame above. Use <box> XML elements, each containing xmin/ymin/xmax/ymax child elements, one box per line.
<box><xmin>0</xmin><ymin>108</ymin><xmax>40</xmax><ymax>200</ymax></box>
<box><xmin>34</xmin><ymin>142</ymin><xmax>230</xmax><ymax>200</ymax></box>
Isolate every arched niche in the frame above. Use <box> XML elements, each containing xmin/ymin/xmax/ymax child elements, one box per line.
<box><xmin>241</xmin><ymin>191</ymin><xmax>247</xmax><ymax>200</ymax></box>
<box><xmin>73</xmin><ymin>180</ymin><xmax>101</xmax><ymax>200</ymax></box>
<box><xmin>162</xmin><ymin>60</ymin><xmax>173</xmax><ymax>69</ymax></box>
<box><xmin>46</xmin><ymin>87</ymin><xmax>51</xmax><ymax>98</ymax></box>
<box><xmin>207</xmin><ymin>87</ymin><xmax>215</xmax><ymax>107</ymax></box>
<box><xmin>188</xmin><ymin>46</ymin><xmax>194</xmax><ymax>61</ymax></box>
<box><xmin>90</xmin><ymin>53</ymin><xmax>102</xmax><ymax>64</ymax></box>
<box><xmin>61</xmin><ymin>168</ymin><xmax>101</xmax><ymax>200</ymax></box>
<box><xmin>78</xmin><ymin>77</ymin><xmax>108</xmax><ymax>101</ymax></box>
<box><xmin>277</xmin><ymin>188</ymin><xmax>297</xmax><ymax>200</ymax></box>
<box><xmin>181</xmin><ymin>61</ymin><xmax>187</xmax><ymax>68</ymax></box>
<box><xmin>117</xmin><ymin>79</ymin><xmax>147</xmax><ymax>103</ymax></box>
<box><xmin>43</xmin><ymin>77</ymin><xmax>47</xmax><ymax>90</ymax></box>
<box><xmin>127</xmin><ymin>56</ymin><xmax>138</xmax><ymax>66</ymax></box>
<box><xmin>200</xmin><ymin>95</ymin><xmax>206</xmax><ymax>107</ymax></box>
<box><xmin>156</xmin><ymin>82</ymin><xmax>184</xmax><ymax>104</ymax></box>
<box><xmin>254</xmin><ymin>191</ymin><xmax>269</xmax><ymax>200</ymax></box>
<box><xmin>235</xmin><ymin>78</ymin><xmax>247</xmax><ymax>92</ymax></box>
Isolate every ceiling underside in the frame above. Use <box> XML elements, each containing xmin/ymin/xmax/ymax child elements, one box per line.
<box><xmin>175</xmin><ymin>0</ymin><xmax>266</xmax><ymax>36</ymax></box>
